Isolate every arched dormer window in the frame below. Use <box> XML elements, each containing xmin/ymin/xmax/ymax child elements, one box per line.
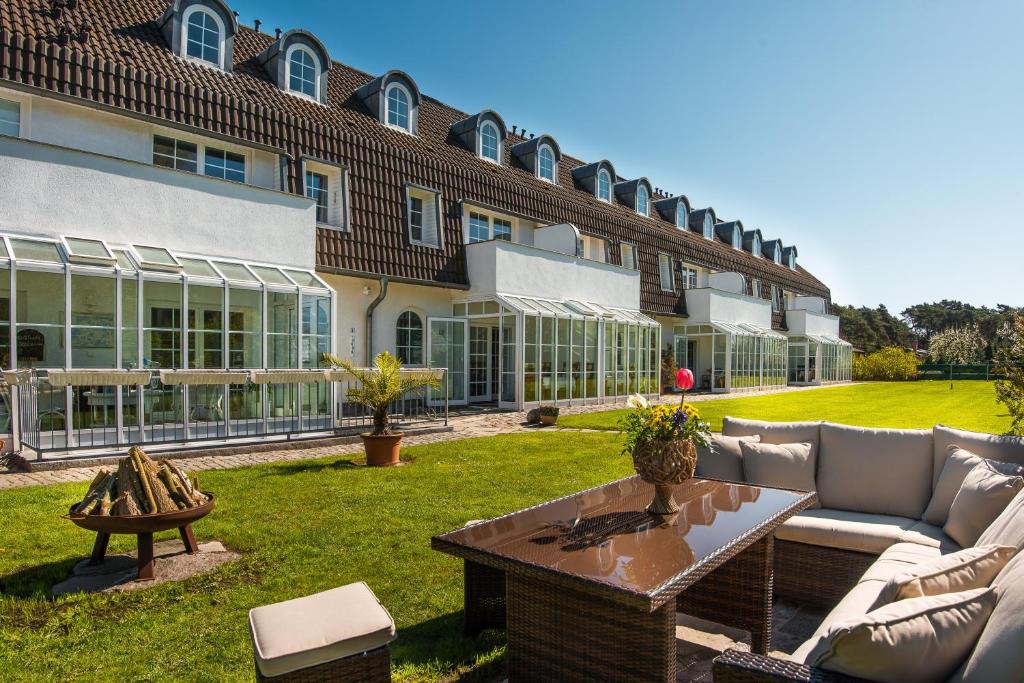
<box><xmin>159</xmin><ymin>1</ymin><xmax>238</xmax><ymax>71</ymax></box>
<box><xmin>538</xmin><ymin>144</ymin><xmax>556</xmax><ymax>182</ymax></box>
<box><xmin>386</xmin><ymin>83</ymin><xmax>412</xmax><ymax>131</ymax></box>
<box><xmin>636</xmin><ymin>184</ymin><xmax>649</xmax><ymax>216</ymax></box>
<box><xmin>287</xmin><ymin>45</ymin><xmax>319</xmax><ymax>99</ymax></box>
<box><xmin>703</xmin><ymin>213</ymin><xmax>714</xmax><ymax>239</ymax></box>
<box><xmin>597</xmin><ymin>169</ymin><xmax>611</xmax><ymax>202</ymax></box>
<box><xmin>480</xmin><ymin>122</ymin><xmax>500</xmax><ymax>162</ymax></box>
<box><xmin>675</xmin><ymin>200</ymin><xmax>688</xmax><ymax>228</ymax></box>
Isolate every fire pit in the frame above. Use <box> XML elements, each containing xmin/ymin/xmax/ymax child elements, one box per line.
<box><xmin>67</xmin><ymin>446</ymin><xmax>214</xmax><ymax>581</ymax></box>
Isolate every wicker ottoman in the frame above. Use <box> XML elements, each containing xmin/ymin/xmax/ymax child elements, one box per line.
<box><xmin>249</xmin><ymin>582</ymin><xmax>396</xmax><ymax>682</ymax></box>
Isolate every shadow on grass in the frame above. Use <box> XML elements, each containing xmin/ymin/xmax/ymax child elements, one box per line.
<box><xmin>259</xmin><ymin>458</ymin><xmax>365</xmax><ymax>476</ymax></box>
<box><xmin>393</xmin><ymin>610</ymin><xmax>506</xmax><ymax>682</ymax></box>
<box><xmin>0</xmin><ymin>557</ymin><xmax>80</xmax><ymax>598</ymax></box>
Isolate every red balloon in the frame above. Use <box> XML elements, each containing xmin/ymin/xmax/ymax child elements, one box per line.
<box><xmin>676</xmin><ymin>368</ymin><xmax>694</xmax><ymax>391</ymax></box>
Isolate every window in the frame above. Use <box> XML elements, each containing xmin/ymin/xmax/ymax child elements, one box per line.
<box><xmin>184</xmin><ymin>8</ymin><xmax>222</xmax><ymax>67</ymax></box>
<box><xmin>636</xmin><ymin>185</ymin><xmax>649</xmax><ymax>216</ymax></box>
<box><xmin>305</xmin><ymin>171</ymin><xmax>328</xmax><ymax>223</ymax></box>
<box><xmin>702</xmin><ymin>213</ymin><xmax>714</xmax><ymax>239</ymax></box>
<box><xmin>538</xmin><ymin>144</ymin><xmax>556</xmax><ymax>182</ymax></box>
<box><xmin>493</xmin><ymin>218</ymin><xmax>512</xmax><ymax>241</ymax></box>
<box><xmin>409</xmin><ymin>197</ymin><xmax>424</xmax><ymax>242</ymax></box>
<box><xmin>386</xmin><ymin>84</ymin><xmax>411</xmax><ymax>131</ymax></box>
<box><xmin>578</xmin><ymin>234</ymin><xmax>606</xmax><ymax>262</ymax></box>
<box><xmin>680</xmin><ymin>265</ymin><xmax>698</xmax><ymax>289</ymax></box>
<box><xmin>407</xmin><ymin>186</ymin><xmax>441</xmax><ymax>247</ymax></box>
<box><xmin>287</xmin><ymin>46</ymin><xmax>319</xmax><ymax>99</ymax></box>
<box><xmin>788</xmin><ymin>252</ymin><xmax>796</xmax><ymax>269</ymax></box>
<box><xmin>204</xmin><ymin>147</ymin><xmax>245</xmax><ymax>182</ymax></box>
<box><xmin>396</xmin><ymin>311</ymin><xmax>423</xmax><ymax>365</ymax></box>
<box><xmin>750</xmin><ymin>278</ymin><xmax>761</xmax><ymax>298</ymax></box>
<box><xmin>676</xmin><ymin>204</ymin><xmax>688</xmax><ymax>229</ymax></box>
<box><xmin>658</xmin><ymin>253</ymin><xmax>674</xmax><ymax>291</ymax></box>
<box><xmin>773</xmin><ymin>247</ymin><xmax>782</xmax><ymax>265</ymax></box>
<box><xmin>468</xmin><ymin>212</ymin><xmax>489</xmax><ymax>243</ymax></box>
<box><xmin>153</xmin><ymin>135</ymin><xmax>198</xmax><ymax>172</ymax></box>
<box><xmin>0</xmin><ymin>98</ymin><xmax>19</xmax><ymax>137</ymax></box>
<box><xmin>752</xmin><ymin>235</ymin><xmax>761</xmax><ymax>257</ymax></box>
<box><xmin>620</xmin><ymin>243</ymin><xmax>636</xmax><ymax>270</ymax></box>
<box><xmin>597</xmin><ymin>169</ymin><xmax>611</xmax><ymax>202</ymax></box>
<box><xmin>480</xmin><ymin>122</ymin><xmax>500</xmax><ymax>162</ymax></box>
<box><xmin>772</xmin><ymin>286</ymin><xmax>782</xmax><ymax>312</ymax></box>
<box><xmin>732</xmin><ymin>228</ymin><xmax>742</xmax><ymax>249</ymax></box>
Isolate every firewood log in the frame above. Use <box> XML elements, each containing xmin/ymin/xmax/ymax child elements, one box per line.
<box><xmin>114</xmin><ymin>459</ymin><xmax>144</xmax><ymax>516</ymax></box>
<box><xmin>144</xmin><ymin>459</ymin><xmax>179</xmax><ymax>512</ymax></box>
<box><xmin>158</xmin><ymin>465</ymin><xmax>191</xmax><ymax>509</ymax></box>
<box><xmin>73</xmin><ymin>469</ymin><xmax>111</xmax><ymax>514</ymax></box>
<box><xmin>130</xmin><ymin>447</ymin><xmax>158</xmax><ymax>513</ymax></box>
<box><xmin>96</xmin><ymin>475</ymin><xmax>116</xmax><ymax>516</ymax></box>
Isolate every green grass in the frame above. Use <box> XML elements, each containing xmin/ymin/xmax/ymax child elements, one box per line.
<box><xmin>558</xmin><ymin>381</ymin><xmax>1011</xmax><ymax>434</ymax></box>
<box><xmin>0</xmin><ymin>432</ymin><xmax>632</xmax><ymax>682</ymax></box>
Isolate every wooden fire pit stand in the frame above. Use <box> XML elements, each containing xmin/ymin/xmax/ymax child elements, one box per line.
<box><xmin>68</xmin><ymin>495</ymin><xmax>215</xmax><ymax>581</ymax></box>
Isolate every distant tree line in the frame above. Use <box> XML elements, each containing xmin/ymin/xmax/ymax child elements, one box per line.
<box><xmin>832</xmin><ymin>300</ymin><xmax>1024</xmax><ymax>361</ymax></box>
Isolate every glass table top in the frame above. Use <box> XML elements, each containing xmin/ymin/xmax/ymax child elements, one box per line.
<box><xmin>433</xmin><ymin>477</ymin><xmax>814</xmax><ymax>600</ymax></box>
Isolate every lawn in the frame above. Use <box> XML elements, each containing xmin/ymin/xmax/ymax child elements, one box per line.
<box><xmin>0</xmin><ymin>432</ymin><xmax>632</xmax><ymax>682</ymax></box>
<box><xmin>558</xmin><ymin>381</ymin><xmax>1011</xmax><ymax>434</ymax></box>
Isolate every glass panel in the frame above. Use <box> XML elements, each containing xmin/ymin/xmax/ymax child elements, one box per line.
<box><xmin>65</xmin><ymin>237</ymin><xmax>112</xmax><ymax>259</ymax></box>
<box><xmin>0</xmin><ymin>98</ymin><xmax>20</xmax><ymax>137</ymax></box>
<box><xmin>268</xmin><ymin>291</ymin><xmax>298</xmax><ymax>368</ymax></box>
<box><xmin>524</xmin><ymin>315</ymin><xmax>538</xmax><ymax>403</ymax></box>
<box><xmin>251</xmin><ymin>266</ymin><xmax>291</xmax><ymax>285</ymax></box>
<box><xmin>11</xmin><ymin>239</ymin><xmax>62</xmax><ymax>263</ymax></box>
<box><xmin>15</xmin><ymin>270</ymin><xmax>64</xmax><ymax>368</ymax></box>
<box><xmin>430</xmin><ymin>319</ymin><xmax>466</xmax><ymax>402</ymax></box>
<box><xmin>285</xmin><ymin>270</ymin><xmax>323</xmax><ymax>288</ymax></box>
<box><xmin>213</xmin><ymin>261</ymin><xmax>258</xmax><ymax>282</ymax></box>
<box><xmin>0</xmin><ymin>268</ymin><xmax>10</xmax><ymax>369</ymax></box>
<box><xmin>500</xmin><ymin>315</ymin><xmax>516</xmax><ymax>403</ymax></box>
<box><xmin>143</xmin><ymin>279</ymin><xmax>182</xmax><ymax>369</ymax></box>
<box><xmin>301</xmin><ymin>293</ymin><xmax>331</xmax><ymax>368</ymax></box>
<box><xmin>114</xmin><ymin>250</ymin><xmax>136</xmax><ymax>270</ymax></box>
<box><xmin>180</xmin><ymin>258</ymin><xmax>220</xmax><ymax>279</ymax></box>
<box><xmin>134</xmin><ymin>245</ymin><xmax>178</xmax><ymax>267</ymax></box>
<box><xmin>556</xmin><ymin>318</ymin><xmax>569</xmax><ymax>400</ymax></box>
<box><xmin>396</xmin><ymin>311</ymin><xmax>424</xmax><ymax>366</ymax></box>
<box><xmin>69</xmin><ymin>274</ymin><xmax>116</xmax><ymax>368</ymax></box>
<box><xmin>122</xmin><ymin>278</ymin><xmax>139</xmax><ymax>369</ymax></box>
<box><xmin>229</xmin><ymin>287</ymin><xmax>262</xmax><ymax>368</ymax></box>
<box><xmin>187</xmin><ymin>284</ymin><xmax>223</xmax><ymax>368</ymax></box>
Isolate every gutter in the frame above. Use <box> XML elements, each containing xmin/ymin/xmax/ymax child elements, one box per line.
<box><xmin>365</xmin><ymin>277</ymin><xmax>389</xmax><ymax>365</ymax></box>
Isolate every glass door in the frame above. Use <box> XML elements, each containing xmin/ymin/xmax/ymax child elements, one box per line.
<box><xmin>469</xmin><ymin>325</ymin><xmax>492</xmax><ymax>402</ymax></box>
<box><xmin>428</xmin><ymin>317</ymin><xmax>467</xmax><ymax>405</ymax></box>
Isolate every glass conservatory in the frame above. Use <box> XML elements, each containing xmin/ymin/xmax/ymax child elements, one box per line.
<box><xmin>787</xmin><ymin>335</ymin><xmax>853</xmax><ymax>385</ymax></box>
<box><xmin>445</xmin><ymin>295</ymin><xmax>660</xmax><ymax>409</ymax></box>
<box><xmin>673</xmin><ymin>322</ymin><xmax>788</xmax><ymax>393</ymax></box>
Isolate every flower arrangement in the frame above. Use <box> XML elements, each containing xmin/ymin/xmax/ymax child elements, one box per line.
<box><xmin>618</xmin><ymin>395</ymin><xmax>711</xmax><ymax>457</ymax></box>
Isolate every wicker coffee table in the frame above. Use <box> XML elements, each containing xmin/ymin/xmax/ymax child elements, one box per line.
<box><xmin>432</xmin><ymin>476</ymin><xmax>816</xmax><ymax>683</ymax></box>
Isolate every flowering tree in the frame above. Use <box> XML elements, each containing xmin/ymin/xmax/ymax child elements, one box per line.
<box><xmin>993</xmin><ymin>314</ymin><xmax>1024</xmax><ymax>436</ymax></box>
<box><xmin>927</xmin><ymin>325</ymin><xmax>985</xmax><ymax>364</ymax></box>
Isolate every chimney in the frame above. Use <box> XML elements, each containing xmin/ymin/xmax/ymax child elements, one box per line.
<box><xmin>275</xmin><ymin>28</ymin><xmax>283</xmax><ymax>39</ymax></box>
<box><xmin>529</xmin><ymin>133</ymin><xmax>535</xmax><ymax>139</ymax></box>
<box><xmin>254</xmin><ymin>19</ymin><xmax>262</xmax><ymax>32</ymax></box>
<box><xmin>511</xmin><ymin>125</ymin><xmax>517</xmax><ymax>135</ymax></box>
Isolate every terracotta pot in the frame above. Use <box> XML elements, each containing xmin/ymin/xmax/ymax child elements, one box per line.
<box><xmin>539</xmin><ymin>415</ymin><xmax>558</xmax><ymax>426</ymax></box>
<box><xmin>361</xmin><ymin>433</ymin><xmax>404</xmax><ymax>466</ymax></box>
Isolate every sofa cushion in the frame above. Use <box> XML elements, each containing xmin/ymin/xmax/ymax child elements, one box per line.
<box><xmin>804</xmin><ymin>588</ymin><xmax>997</xmax><ymax>683</ymax></box>
<box><xmin>860</xmin><ymin>541</ymin><xmax>947</xmax><ymax>584</ymax></box>
<box><xmin>791</xmin><ymin>579</ymin><xmax>890</xmax><ymax>663</ymax></box>
<box><xmin>878</xmin><ymin>545</ymin><xmax>1016</xmax><ymax>604</ymax></box>
<box><xmin>949</xmin><ymin>552</ymin><xmax>1024</xmax><ymax>683</ymax></box>
<box><xmin>739</xmin><ymin>441</ymin><xmax>818</xmax><ymax>507</ymax></box>
<box><xmin>249</xmin><ymin>582</ymin><xmax>397</xmax><ymax>678</ymax></box>
<box><xmin>944</xmin><ymin>462</ymin><xmax>1024</xmax><ymax>547</ymax></box>
<box><xmin>924</xmin><ymin>447</ymin><xmax>1024</xmax><ymax>527</ymax></box>
<box><xmin>776</xmin><ymin>508</ymin><xmax>919</xmax><ymax>555</ymax></box>
<box><xmin>932</xmin><ymin>425</ymin><xmax>1024</xmax><ymax>489</ymax></box>
<box><xmin>898</xmin><ymin>520</ymin><xmax>961</xmax><ymax>552</ymax></box>
<box><xmin>721</xmin><ymin>417</ymin><xmax>821</xmax><ymax>461</ymax></box>
<box><xmin>817</xmin><ymin>423</ymin><xmax>934</xmax><ymax>518</ymax></box>
<box><xmin>976</xmin><ymin>488</ymin><xmax>1024</xmax><ymax>549</ymax></box>
<box><xmin>694</xmin><ymin>433</ymin><xmax>760</xmax><ymax>482</ymax></box>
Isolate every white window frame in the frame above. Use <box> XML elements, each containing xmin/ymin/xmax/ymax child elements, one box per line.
<box><xmin>702</xmin><ymin>213</ymin><xmax>714</xmax><ymax>239</ymax></box>
<box><xmin>537</xmin><ymin>143</ymin><xmax>556</xmax><ymax>183</ymax></box>
<box><xmin>773</xmin><ymin>247</ymin><xmax>783</xmax><ymax>265</ymax></box>
<box><xmin>597</xmin><ymin>168</ymin><xmax>611</xmax><ymax>202</ymax></box>
<box><xmin>772</xmin><ymin>286</ymin><xmax>783</xmax><ymax>312</ymax></box>
<box><xmin>788</xmin><ymin>253</ymin><xmax>796</xmax><ymax>269</ymax></box>
<box><xmin>0</xmin><ymin>88</ymin><xmax>30</xmax><ymax>138</ymax></box>
<box><xmin>658</xmin><ymin>253</ymin><xmax>674</xmax><ymax>292</ymax></box>
<box><xmin>150</xmin><ymin>127</ymin><xmax>252</xmax><ymax>184</ymax></box>
<box><xmin>636</xmin><ymin>185</ymin><xmax>649</xmax><ymax>216</ymax></box>
<box><xmin>406</xmin><ymin>184</ymin><xmax>442</xmax><ymax>248</ymax></box>
<box><xmin>732</xmin><ymin>227</ymin><xmax>743</xmax><ymax>249</ymax></box>
<box><xmin>752</xmin><ymin>236</ymin><xmax>761</xmax><ymax>257</ymax></box>
<box><xmin>676</xmin><ymin>201</ymin><xmax>688</xmax><ymax>229</ymax></box>
<box><xmin>302</xmin><ymin>157</ymin><xmax>349</xmax><ymax>231</ymax></box>
<box><xmin>395</xmin><ymin>309</ymin><xmax>425</xmax><ymax>366</ymax></box>
<box><xmin>462</xmin><ymin>206</ymin><xmax>519</xmax><ymax>244</ymax></box>
<box><xmin>478</xmin><ymin>121</ymin><xmax>501</xmax><ymax>163</ymax></box>
<box><xmin>620</xmin><ymin>242</ymin><xmax>637</xmax><ymax>270</ymax></box>
<box><xmin>180</xmin><ymin>5</ymin><xmax>226</xmax><ymax>69</ymax></box>
<box><xmin>751</xmin><ymin>278</ymin><xmax>761</xmax><ymax>298</ymax></box>
<box><xmin>385</xmin><ymin>83</ymin><xmax>414</xmax><ymax>133</ymax></box>
<box><xmin>680</xmin><ymin>264</ymin><xmax>699</xmax><ymax>289</ymax></box>
<box><xmin>285</xmin><ymin>44</ymin><xmax>322</xmax><ymax>102</ymax></box>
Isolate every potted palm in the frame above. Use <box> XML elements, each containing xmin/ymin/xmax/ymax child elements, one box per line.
<box><xmin>322</xmin><ymin>351</ymin><xmax>441</xmax><ymax>467</ymax></box>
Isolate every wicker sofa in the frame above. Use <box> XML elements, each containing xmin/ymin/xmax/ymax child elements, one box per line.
<box><xmin>701</xmin><ymin>418</ymin><xmax>1024</xmax><ymax>683</ymax></box>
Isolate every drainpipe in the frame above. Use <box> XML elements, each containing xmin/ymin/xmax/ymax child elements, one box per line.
<box><xmin>365</xmin><ymin>277</ymin><xmax>389</xmax><ymax>365</ymax></box>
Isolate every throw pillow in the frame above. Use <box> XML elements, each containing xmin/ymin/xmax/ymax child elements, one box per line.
<box><xmin>739</xmin><ymin>441</ymin><xmax>818</xmax><ymax>507</ymax></box>
<box><xmin>694</xmin><ymin>433</ymin><xmax>760</xmax><ymax>482</ymax></box>
<box><xmin>878</xmin><ymin>545</ymin><xmax>1015</xmax><ymax>604</ymax></box>
<box><xmin>944</xmin><ymin>462</ymin><xmax>1024</xmax><ymax>547</ymax></box>
<box><xmin>922</xmin><ymin>447</ymin><xmax>984</xmax><ymax>526</ymax></box>
<box><xmin>804</xmin><ymin>588</ymin><xmax>998</xmax><ymax>683</ymax></box>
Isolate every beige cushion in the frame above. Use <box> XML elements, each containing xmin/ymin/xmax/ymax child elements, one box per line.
<box><xmin>950</xmin><ymin>552</ymin><xmax>1024</xmax><ymax>682</ymax></box>
<box><xmin>776</xmin><ymin>508</ymin><xmax>918</xmax><ymax>555</ymax></box>
<box><xmin>924</xmin><ymin>447</ymin><xmax>1024</xmax><ymax>527</ymax></box>
<box><xmin>694</xmin><ymin>433</ymin><xmax>760</xmax><ymax>482</ymax></box>
<box><xmin>976</xmin><ymin>488</ymin><xmax>1024</xmax><ymax>550</ymax></box>
<box><xmin>944</xmin><ymin>463</ymin><xmax>1024</xmax><ymax>547</ymax></box>
<box><xmin>804</xmin><ymin>588</ymin><xmax>998</xmax><ymax>683</ymax></box>
<box><xmin>740</xmin><ymin>441</ymin><xmax>818</xmax><ymax>507</ymax></box>
<box><xmin>933</xmin><ymin>425</ymin><xmax>1024</xmax><ymax>489</ymax></box>
<box><xmin>791</xmin><ymin>579</ymin><xmax>890</xmax><ymax>662</ymax></box>
<box><xmin>721</xmin><ymin>417</ymin><xmax>821</xmax><ymax>461</ymax></box>
<box><xmin>878</xmin><ymin>545</ymin><xmax>1016</xmax><ymax>604</ymax></box>
<box><xmin>817</xmin><ymin>422</ymin><xmax>934</xmax><ymax>518</ymax></box>
<box><xmin>860</xmin><ymin>541</ymin><xmax>947</xmax><ymax>584</ymax></box>
<box><xmin>249</xmin><ymin>582</ymin><xmax>396</xmax><ymax>677</ymax></box>
<box><xmin>898</xmin><ymin>520</ymin><xmax>961</xmax><ymax>552</ymax></box>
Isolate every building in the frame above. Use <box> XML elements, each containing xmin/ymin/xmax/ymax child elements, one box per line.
<box><xmin>0</xmin><ymin>0</ymin><xmax>850</xmax><ymax>448</ymax></box>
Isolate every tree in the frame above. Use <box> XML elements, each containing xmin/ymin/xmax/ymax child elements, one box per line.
<box><xmin>927</xmin><ymin>325</ymin><xmax>986</xmax><ymax>364</ymax></box>
<box><xmin>834</xmin><ymin>303</ymin><xmax>914</xmax><ymax>352</ymax></box>
<box><xmin>993</xmin><ymin>313</ymin><xmax>1024</xmax><ymax>436</ymax></box>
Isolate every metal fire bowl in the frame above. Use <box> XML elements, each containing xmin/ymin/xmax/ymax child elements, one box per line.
<box><xmin>67</xmin><ymin>494</ymin><xmax>215</xmax><ymax>534</ymax></box>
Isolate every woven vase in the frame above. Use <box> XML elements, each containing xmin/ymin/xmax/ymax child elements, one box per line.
<box><xmin>632</xmin><ymin>438</ymin><xmax>698</xmax><ymax>515</ymax></box>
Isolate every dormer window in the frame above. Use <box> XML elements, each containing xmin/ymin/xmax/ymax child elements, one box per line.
<box><xmin>774</xmin><ymin>249</ymin><xmax>783</xmax><ymax>265</ymax></box>
<box><xmin>636</xmin><ymin>185</ymin><xmax>649</xmax><ymax>216</ymax></box>
<box><xmin>538</xmin><ymin>144</ymin><xmax>556</xmax><ymax>182</ymax></box>
<box><xmin>703</xmin><ymin>213</ymin><xmax>713</xmax><ymax>239</ymax></box>
<box><xmin>387</xmin><ymin>84</ymin><xmax>412</xmax><ymax>131</ymax></box>
<box><xmin>184</xmin><ymin>7</ymin><xmax>223</xmax><ymax>67</ymax></box>
<box><xmin>676</xmin><ymin>203</ymin><xmax>688</xmax><ymax>228</ymax></box>
<box><xmin>733</xmin><ymin>229</ymin><xmax>742</xmax><ymax>249</ymax></box>
<box><xmin>788</xmin><ymin>253</ymin><xmax>796</xmax><ymax>269</ymax></box>
<box><xmin>160</xmin><ymin>1</ymin><xmax>238</xmax><ymax>72</ymax></box>
<box><xmin>480</xmin><ymin>122</ymin><xmax>500</xmax><ymax>162</ymax></box>
<box><xmin>752</xmin><ymin>234</ymin><xmax>761</xmax><ymax>256</ymax></box>
<box><xmin>597</xmin><ymin>169</ymin><xmax>611</xmax><ymax>202</ymax></box>
<box><xmin>287</xmin><ymin>45</ymin><xmax>319</xmax><ymax>99</ymax></box>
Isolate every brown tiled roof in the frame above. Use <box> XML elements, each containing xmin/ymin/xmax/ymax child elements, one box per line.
<box><xmin>0</xmin><ymin>0</ymin><xmax>832</xmax><ymax>317</ymax></box>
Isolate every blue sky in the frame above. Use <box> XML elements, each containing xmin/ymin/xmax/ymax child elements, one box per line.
<box><xmin>241</xmin><ymin>0</ymin><xmax>1022</xmax><ymax>313</ymax></box>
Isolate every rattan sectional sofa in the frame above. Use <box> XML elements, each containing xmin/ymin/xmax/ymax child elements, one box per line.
<box><xmin>701</xmin><ymin>418</ymin><xmax>1024</xmax><ymax>683</ymax></box>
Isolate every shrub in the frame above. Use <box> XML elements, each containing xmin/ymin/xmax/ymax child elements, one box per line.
<box><xmin>853</xmin><ymin>347</ymin><xmax>919</xmax><ymax>381</ymax></box>
<box><xmin>660</xmin><ymin>347</ymin><xmax>678</xmax><ymax>390</ymax></box>
<box><xmin>993</xmin><ymin>314</ymin><xmax>1024</xmax><ymax>436</ymax></box>
<box><xmin>927</xmin><ymin>325</ymin><xmax>985</xmax><ymax>364</ymax></box>
<box><xmin>537</xmin><ymin>405</ymin><xmax>560</xmax><ymax>418</ymax></box>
